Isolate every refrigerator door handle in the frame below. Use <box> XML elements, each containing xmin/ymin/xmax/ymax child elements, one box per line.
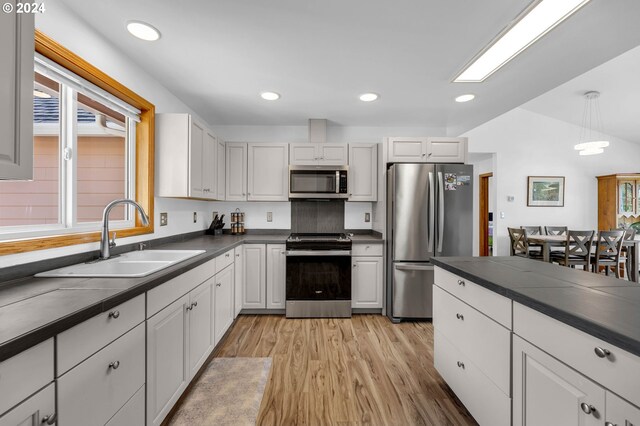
<box><xmin>395</xmin><ymin>263</ymin><xmax>435</xmax><ymax>271</ymax></box>
<box><xmin>428</xmin><ymin>172</ymin><xmax>435</xmax><ymax>252</ymax></box>
<box><xmin>437</xmin><ymin>171</ymin><xmax>444</xmax><ymax>253</ymax></box>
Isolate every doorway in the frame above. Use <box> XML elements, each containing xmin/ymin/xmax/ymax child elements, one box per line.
<box><xmin>479</xmin><ymin>172</ymin><xmax>493</xmax><ymax>256</ymax></box>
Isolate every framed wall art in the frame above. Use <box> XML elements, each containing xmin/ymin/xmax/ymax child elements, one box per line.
<box><xmin>527</xmin><ymin>176</ymin><xmax>565</xmax><ymax>207</ymax></box>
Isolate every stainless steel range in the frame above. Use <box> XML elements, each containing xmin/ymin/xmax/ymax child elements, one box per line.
<box><xmin>285</xmin><ymin>233</ymin><xmax>352</xmax><ymax>318</ymax></box>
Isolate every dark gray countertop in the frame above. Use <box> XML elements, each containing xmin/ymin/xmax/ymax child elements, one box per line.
<box><xmin>0</xmin><ymin>232</ymin><xmax>290</xmax><ymax>362</ymax></box>
<box><xmin>431</xmin><ymin>256</ymin><xmax>640</xmax><ymax>358</ymax></box>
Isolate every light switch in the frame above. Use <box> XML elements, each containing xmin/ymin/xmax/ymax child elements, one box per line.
<box><xmin>365</xmin><ymin>213</ymin><xmax>371</xmax><ymax>222</ymax></box>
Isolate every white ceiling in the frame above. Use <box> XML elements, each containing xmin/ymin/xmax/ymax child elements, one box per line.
<box><xmin>58</xmin><ymin>0</ymin><xmax>640</xmax><ymax>134</ymax></box>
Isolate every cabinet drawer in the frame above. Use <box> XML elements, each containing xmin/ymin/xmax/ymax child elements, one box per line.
<box><xmin>433</xmin><ymin>286</ymin><xmax>511</xmax><ymax>395</ymax></box>
<box><xmin>434</xmin><ymin>267</ymin><xmax>511</xmax><ymax>329</ymax></box>
<box><xmin>0</xmin><ymin>339</ymin><xmax>53</xmax><ymax>416</ymax></box>
<box><xmin>434</xmin><ymin>330</ymin><xmax>510</xmax><ymax>426</ymax></box>
<box><xmin>106</xmin><ymin>384</ymin><xmax>145</xmax><ymax>426</ymax></box>
<box><xmin>606</xmin><ymin>391</ymin><xmax>640</xmax><ymax>426</ymax></box>
<box><xmin>215</xmin><ymin>248</ymin><xmax>234</xmax><ymax>274</ymax></box>
<box><xmin>351</xmin><ymin>243</ymin><xmax>382</xmax><ymax>257</ymax></box>
<box><xmin>147</xmin><ymin>258</ymin><xmax>215</xmax><ymax>317</ymax></box>
<box><xmin>0</xmin><ymin>382</ymin><xmax>54</xmax><ymax>426</ymax></box>
<box><xmin>57</xmin><ymin>294</ymin><xmax>144</xmax><ymax>375</ymax></box>
<box><xmin>58</xmin><ymin>323</ymin><xmax>145</xmax><ymax>426</ymax></box>
<box><xmin>514</xmin><ymin>302</ymin><xmax>640</xmax><ymax>407</ymax></box>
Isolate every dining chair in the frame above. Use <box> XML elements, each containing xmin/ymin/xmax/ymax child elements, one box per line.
<box><xmin>550</xmin><ymin>230</ymin><xmax>594</xmax><ymax>270</ymax></box>
<box><xmin>521</xmin><ymin>226</ymin><xmax>543</xmax><ymax>235</ymax></box>
<box><xmin>621</xmin><ymin>228</ymin><xmax>637</xmax><ymax>279</ymax></box>
<box><xmin>591</xmin><ymin>230</ymin><xmax>625</xmax><ymax>278</ymax></box>
<box><xmin>545</xmin><ymin>226</ymin><xmax>568</xmax><ymax>236</ymax></box>
<box><xmin>508</xmin><ymin>227</ymin><xmax>543</xmax><ymax>260</ymax></box>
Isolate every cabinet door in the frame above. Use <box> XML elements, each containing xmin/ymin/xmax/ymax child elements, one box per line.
<box><xmin>214</xmin><ymin>265</ymin><xmax>234</xmax><ymax>344</ymax></box>
<box><xmin>352</xmin><ymin>257</ymin><xmax>383</xmax><ymax>308</ymax></box>
<box><xmin>189</xmin><ymin>120</ymin><xmax>205</xmax><ymax>198</ymax></box>
<box><xmin>266</xmin><ymin>244</ymin><xmax>286</xmax><ymax>309</ymax></box>
<box><xmin>348</xmin><ymin>144</ymin><xmax>378</xmax><ymax>201</ymax></box>
<box><xmin>225</xmin><ymin>142</ymin><xmax>247</xmax><ymax>201</ymax></box>
<box><xmin>387</xmin><ymin>137</ymin><xmax>427</xmax><ymax>163</ymax></box>
<box><xmin>247</xmin><ymin>143</ymin><xmax>288</xmax><ymax>201</ymax></box>
<box><xmin>0</xmin><ymin>383</ymin><xmax>55</xmax><ymax>426</ymax></box>
<box><xmin>0</xmin><ymin>6</ymin><xmax>33</xmax><ymax>180</ymax></box>
<box><xmin>606</xmin><ymin>391</ymin><xmax>640</xmax><ymax>426</ymax></box>
<box><xmin>216</xmin><ymin>139</ymin><xmax>226</xmax><ymax>200</ymax></box>
<box><xmin>188</xmin><ymin>280</ymin><xmax>213</xmax><ymax>378</ymax></box>
<box><xmin>243</xmin><ymin>244</ymin><xmax>266</xmax><ymax>308</ymax></box>
<box><xmin>146</xmin><ymin>295</ymin><xmax>189</xmax><ymax>426</ymax></box>
<box><xmin>290</xmin><ymin>144</ymin><xmax>318</xmax><ymax>165</ymax></box>
<box><xmin>318</xmin><ymin>144</ymin><xmax>347</xmax><ymax>165</ymax></box>
<box><xmin>425</xmin><ymin>137</ymin><xmax>467</xmax><ymax>163</ymax></box>
<box><xmin>513</xmin><ymin>335</ymin><xmax>604</xmax><ymax>426</ymax></box>
<box><xmin>202</xmin><ymin>131</ymin><xmax>217</xmax><ymax>199</ymax></box>
<box><xmin>234</xmin><ymin>246</ymin><xmax>244</xmax><ymax>318</ymax></box>
<box><xmin>619</xmin><ymin>181</ymin><xmax>635</xmax><ymax>215</ymax></box>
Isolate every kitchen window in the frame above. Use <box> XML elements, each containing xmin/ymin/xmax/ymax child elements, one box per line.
<box><xmin>0</xmin><ymin>31</ymin><xmax>154</xmax><ymax>255</ymax></box>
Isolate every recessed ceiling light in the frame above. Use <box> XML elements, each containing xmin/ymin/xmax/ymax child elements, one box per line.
<box><xmin>33</xmin><ymin>89</ymin><xmax>51</xmax><ymax>99</ymax></box>
<box><xmin>260</xmin><ymin>92</ymin><xmax>280</xmax><ymax>101</ymax></box>
<box><xmin>359</xmin><ymin>93</ymin><xmax>379</xmax><ymax>102</ymax></box>
<box><xmin>126</xmin><ymin>21</ymin><xmax>161</xmax><ymax>41</ymax></box>
<box><xmin>455</xmin><ymin>94</ymin><xmax>475</xmax><ymax>103</ymax></box>
<box><xmin>454</xmin><ymin>0</ymin><xmax>591</xmax><ymax>82</ymax></box>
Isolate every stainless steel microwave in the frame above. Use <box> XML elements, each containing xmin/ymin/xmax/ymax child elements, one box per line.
<box><xmin>289</xmin><ymin>166</ymin><xmax>349</xmax><ymax>199</ymax></box>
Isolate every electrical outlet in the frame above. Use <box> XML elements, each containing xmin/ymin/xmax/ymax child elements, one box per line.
<box><xmin>365</xmin><ymin>212</ymin><xmax>371</xmax><ymax>223</ymax></box>
<box><xmin>500</xmin><ymin>212</ymin><xmax>506</xmax><ymax>219</ymax></box>
<box><xmin>193</xmin><ymin>212</ymin><xmax>197</xmax><ymax>223</ymax></box>
<box><xmin>160</xmin><ymin>212</ymin><xmax>168</xmax><ymax>226</ymax></box>
<box><xmin>267</xmin><ymin>212</ymin><xmax>273</xmax><ymax>222</ymax></box>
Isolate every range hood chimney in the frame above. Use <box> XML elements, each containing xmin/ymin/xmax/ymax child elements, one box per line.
<box><xmin>308</xmin><ymin>119</ymin><xmax>327</xmax><ymax>143</ymax></box>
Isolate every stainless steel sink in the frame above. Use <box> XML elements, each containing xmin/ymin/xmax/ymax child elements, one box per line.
<box><xmin>35</xmin><ymin>250</ymin><xmax>206</xmax><ymax>278</ymax></box>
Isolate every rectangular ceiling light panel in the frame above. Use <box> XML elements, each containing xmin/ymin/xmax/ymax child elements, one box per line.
<box><xmin>454</xmin><ymin>0</ymin><xmax>592</xmax><ymax>82</ymax></box>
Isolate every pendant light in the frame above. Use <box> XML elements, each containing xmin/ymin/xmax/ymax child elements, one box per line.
<box><xmin>574</xmin><ymin>91</ymin><xmax>609</xmax><ymax>155</ymax></box>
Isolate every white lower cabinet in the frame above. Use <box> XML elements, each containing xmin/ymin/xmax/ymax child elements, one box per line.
<box><xmin>58</xmin><ymin>323</ymin><xmax>145</xmax><ymax>426</ymax></box>
<box><xmin>351</xmin><ymin>256</ymin><xmax>383</xmax><ymax>308</ymax></box>
<box><xmin>146</xmin><ymin>295</ymin><xmax>189</xmax><ymax>426</ymax></box>
<box><xmin>513</xmin><ymin>335</ymin><xmax>604</xmax><ymax>426</ymax></box>
<box><xmin>105</xmin><ymin>385</ymin><xmax>145</xmax><ymax>426</ymax></box>
<box><xmin>266</xmin><ymin>244</ymin><xmax>286</xmax><ymax>309</ymax></box>
<box><xmin>188</xmin><ymin>280</ymin><xmax>214</xmax><ymax>378</ymax></box>
<box><xmin>0</xmin><ymin>383</ymin><xmax>55</xmax><ymax>426</ymax></box>
<box><xmin>234</xmin><ymin>246</ymin><xmax>244</xmax><ymax>317</ymax></box>
<box><xmin>214</xmin><ymin>265</ymin><xmax>234</xmax><ymax>345</ymax></box>
<box><xmin>243</xmin><ymin>244</ymin><xmax>266</xmax><ymax>308</ymax></box>
<box><xmin>605</xmin><ymin>392</ymin><xmax>640</xmax><ymax>426</ymax></box>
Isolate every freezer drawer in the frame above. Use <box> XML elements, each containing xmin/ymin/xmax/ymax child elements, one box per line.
<box><xmin>392</xmin><ymin>263</ymin><xmax>434</xmax><ymax>318</ymax></box>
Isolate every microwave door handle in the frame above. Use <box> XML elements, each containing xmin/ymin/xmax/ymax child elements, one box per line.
<box><xmin>336</xmin><ymin>171</ymin><xmax>340</xmax><ymax>193</ymax></box>
<box><xmin>437</xmin><ymin>171</ymin><xmax>444</xmax><ymax>253</ymax></box>
<box><xmin>428</xmin><ymin>172</ymin><xmax>435</xmax><ymax>252</ymax></box>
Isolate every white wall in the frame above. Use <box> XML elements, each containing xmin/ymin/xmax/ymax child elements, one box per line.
<box><xmin>464</xmin><ymin>107</ymin><xmax>640</xmax><ymax>256</ymax></box>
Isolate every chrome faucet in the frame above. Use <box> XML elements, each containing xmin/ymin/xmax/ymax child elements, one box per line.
<box><xmin>100</xmin><ymin>199</ymin><xmax>150</xmax><ymax>259</ymax></box>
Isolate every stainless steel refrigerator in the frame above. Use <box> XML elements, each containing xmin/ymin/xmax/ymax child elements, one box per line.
<box><xmin>386</xmin><ymin>163</ymin><xmax>473</xmax><ymax>321</ymax></box>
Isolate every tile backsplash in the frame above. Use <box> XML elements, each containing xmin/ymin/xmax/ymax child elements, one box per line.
<box><xmin>291</xmin><ymin>200</ymin><xmax>345</xmax><ymax>233</ymax></box>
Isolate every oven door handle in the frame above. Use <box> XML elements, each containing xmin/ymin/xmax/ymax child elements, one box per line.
<box><xmin>285</xmin><ymin>250</ymin><xmax>352</xmax><ymax>256</ymax></box>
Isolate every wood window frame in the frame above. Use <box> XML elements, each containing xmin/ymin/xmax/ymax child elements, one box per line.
<box><xmin>0</xmin><ymin>31</ymin><xmax>154</xmax><ymax>255</ymax></box>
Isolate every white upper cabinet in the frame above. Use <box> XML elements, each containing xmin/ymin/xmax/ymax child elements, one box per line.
<box><xmin>0</xmin><ymin>6</ymin><xmax>34</xmax><ymax>180</ymax></box>
<box><xmin>157</xmin><ymin>113</ymin><xmax>219</xmax><ymax>200</ymax></box>
<box><xmin>290</xmin><ymin>143</ymin><xmax>347</xmax><ymax>166</ymax></box>
<box><xmin>247</xmin><ymin>143</ymin><xmax>289</xmax><ymax>201</ymax></box>
<box><xmin>348</xmin><ymin>143</ymin><xmax>378</xmax><ymax>201</ymax></box>
<box><xmin>387</xmin><ymin>137</ymin><xmax>467</xmax><ymax>164</ymax></box>
<box><xmin>225</xmin><ymin>142</ymin><xmax>247</xmax><ymax>201</ymax></box>
<box><xmin>216</xmin><ymin>138</ymin><xmax>226</xmax><ymax>200</ymax></box>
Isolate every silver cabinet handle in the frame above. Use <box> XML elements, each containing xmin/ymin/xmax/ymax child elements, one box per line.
<box><xmin>456</xmin><ymin>313</ymin><xmax>464</xmax><ymax>320</ymax></box>
<box><xmin>421</xmin><ymin>153</ymin><xmax>426</xmax><ymax>157</ymax></box>
<box><xmin>236</xmin><ymin>253</ymin><xmax>240</xmax><ymax>257</ymax></box>
<box><xmin>108</xmin><ymin>310</ymin><xmax>120</xmax><ymax>319</ymax></box>
<box><xmin>191</xmin><ymin>301</ymin><xmax>198</xmax><ymax>309</ymax></box>
<box><xmin>604</xmin><ymin>422</ymin><xmax>616</xmax><ymax>426</ymax></box>
<box><xmin>42</xmin><ymin>413</ymin><xmax>57</xmax><ymax>425</ymax></box>
<box><xmin>456</xmin><ymin>361</ymin><xmax>465</xmax><ymax>369</ymax></box>
<box><xmin>216</xmin><ymin>283</ymin><xmax>221</xmax><ymax>287</ymax></box>
<box><xmin>580</xmin><ymin>403</ymin><xmax>596</xmax><ymax>415</ymax></box>
<box><xmin>109</xmin><ymin>361</ymin><xmax>120</xmax><ymax>370</ymax></box>
<box><xmin>226</xmin><ymin>253</ymin><xmax>230</xmax><ymax>257</ymax></box>
<box><xmin>457</xmin><ymin>279</ymin><xmax>465</xmax><ymax>286</ymax></box>
<box><xmin>353</xmin><ymin>264</ymin><xmax>357</xmax><ymax>268</ymax></box>
<box><xmin>594</xmin><ymin>347</ymin><xmax>611</xmax><ymax>358</ymax></box>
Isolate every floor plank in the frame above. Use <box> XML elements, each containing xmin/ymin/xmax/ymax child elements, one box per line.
<box><xmin>210</xmin><ymin>314</ymin><xmax>478</xmax><ymax>426</ymax></box>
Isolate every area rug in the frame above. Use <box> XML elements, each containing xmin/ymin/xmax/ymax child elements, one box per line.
<box><xmin>168</xmin><ymin>357</ymin><xmax>272</xmax><ymax>426</ymax></box>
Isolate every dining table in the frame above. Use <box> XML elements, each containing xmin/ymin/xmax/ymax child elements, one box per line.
<box><xmin>526</xmin><ymin>234</ymin><xmax>640</xmax><ymax>283</ymax></box>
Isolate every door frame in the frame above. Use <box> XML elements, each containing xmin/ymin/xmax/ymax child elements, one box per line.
<box><xmin>479</xmin><ymin>173</ymin><xmax>493</xmax><ymax>256</ymax></box>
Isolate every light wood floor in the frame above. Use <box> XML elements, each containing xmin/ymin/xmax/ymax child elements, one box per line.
<box><xmin>212</xmin><ymin>314</ymin><xmax>477</xmax><ymax>426</ymax></box>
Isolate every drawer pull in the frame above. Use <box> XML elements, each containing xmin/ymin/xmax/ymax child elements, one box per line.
<box><xmin>594</xmin><ymin>347</ymin><xmax>611</xmax><ymax>358</ymax></box>
<box><xmin>42</xmin><ymin>413</ymin><xmax>57</xmax><ymax>425</ymax></box>
<box><xmin>216</xmin><ymin>283</ymin><xmax>221</xmax><ymax>287</ymax></box>
<box><xmin>457</xmin><ymin>279</ymin><xmax>465</xmax><ymax>286</ymax></box>
<box><xmin>236</xmin><ymin>253</ymin><xmax>240</xmax><ymax>257</ymax></box>
<box><xmin>226</xmin><ymin>253</ymin><xmax>230</xmax><ymax>258</ymax></box>
<box><xmin>456</xmin><ymin>313</ymin><xmax>464</xmax><ymax>321</ymax></box>
<box><xmin>108</xmin><ymin>310</ymin><xmax>120</xmax><ymax>319</ymax></box>
<box><xmin>108</xmin><ymin>361</ymin><xmax>120</xmax><ymax>370</ymax></box>
<box><xmin>580</xmin><ymin>402</ymin><xmax>596</xmax><ymax>415</ymax></box>
<box><xmin>456</xmin><ymin>361</ymin><xmax>465</xmax><ymax>369</ymax></box>
<box><xmin>604</xmin><ymin>422</ymin><xmax>616</xmax><ymax>426</ymax></box>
